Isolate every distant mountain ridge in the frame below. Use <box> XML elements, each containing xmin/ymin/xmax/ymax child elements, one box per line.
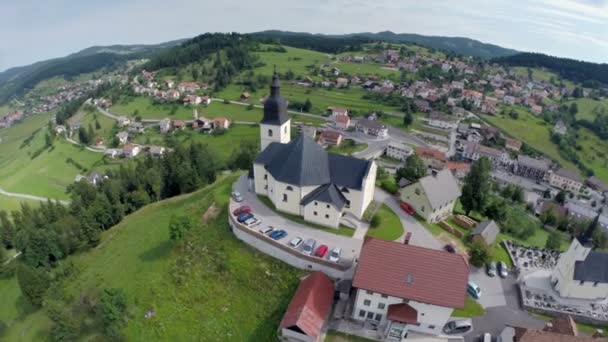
<box><xmin>254</xmin><ymin>30</ymin><xmax>520</xmax><ymax>59</ymax></box>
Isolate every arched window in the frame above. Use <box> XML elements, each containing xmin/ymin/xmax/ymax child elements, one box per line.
<box><xmin>286</xmin><ymin>186</ymin><xmax>293</xmax><ymax>191</ymax></box>
<box><xmin>268</xmin><ymin>129</ymin><xmax>273</xmax><ymax>137</ymax></box>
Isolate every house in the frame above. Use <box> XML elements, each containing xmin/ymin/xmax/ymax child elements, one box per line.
<box><xmin>192</xmin><ymin>117</ymin><xmax>214</xmax><ymax>133</ymax></box>
<box><xmin>335</xmin><ymin>77</ymin><xmax>349</xmax><ymax>88</ymax></box>
<box><xmin>514</xmin><ymin>155</ymin><xmax>551</xmax><ymax>181</ymax></box>
<box><xmin>148</xmin><ymin>145</ymin><xmax>166</xmax><ymax>157</ymax></box>
<box><xmin>278</xmin><ymin>272</ymin><xmax>334</xmax><ymax>342</ymax></box>
<box><xmin>55</xmin><ymin>125</ymin><xmax>66</xmax><ymax>135</ymax></box>
<box><xmin>328</xmin><ymin>106</ymin><xmax>348</xmax><ymax>117</ymax></box>
<box><xmin>165</xmin><ymin>80</ymin><xmax>175</xmax><ymax>88</ymax></box>
<box><xmin>531</xmin><ymin>104</ymin><xmax>543</xmax><ymax>115</ymax></box>
<box><xmin>173</xmin><ymin>120</ymin><xmax>186</xmax><ymax>131</ymax></box>
<box><xmin>318</xmin><ymin>130</ymin><xmax>343</xmax><ymax>147</ymax></box>
<box><xmin>565</xmin><ymin>202</ymin><xmax>598</xmax><ymax>223</ymax></box>
<box><xmin>122</xmin><ymin>144</ymin><xmax>141</xmax><ymax>158</ymax></box>
<box><xmin>554</xmin><ymin>120</ymin><xmax>568</xmax><ymax>135</ymax></box>
<box><xmin>177</xmin><ymin>82</ymin><xmax>200</xmax><ymax>93</ymax></box>
<box><xmin>253</xmin><ymin>74</ymin><xmax>377</xmax><ymax>228</ymax></box>
<box><xmin>104</xmin><ymin>149</ymin><xmax>122</xmax><ymax>159</ymax></box>
<box><xmin>413</xmin><ymin>99</ymin><xmax>431</xmax><ymax>113</ymax></box>
<box><xmin>446</xmin><ymin>161</ymin><xmax>471</xmax><ymax>180</ymax></box>
<box><xmin>183</xmin><ymin>95</ymin><xmax>202</xmax><ymax>105</ymax></box>
<box><xmin>213</xmin><ymin>117</ymin><xmax>230</xmax><ymax>130</ymax></box>
<box><xmin>201</xmin><ymin>95</ymin><xmax>211</xmax><ymax>105</ymax></box>
<box><xmin>355</xmin><ymin>118</ymin><xmax>388</xmax><ymax>138</ymax></box>
<box><xmin>385</xmin><ymin>142</ymin><xmax>413</xmax><ymax>161</ymax></box>
<box><xmin>459</xmin><ymin>141</ymin><xmax>508</xmax><ymax>167</ymax></box>
<box><xmin>416</xmin><ymin>146</ymin><xmax>447</xmax><ymax>170</ymax></box>
<box><xmin>159</xmin><ymin>118</ymin><xmax>172</xmax><ymax>134</ymax></box>
<box><xmin>166</xmin><ymin>89</ymin><xmax>180</xmax><ymax>100</ymax></box>
<box><xmin>116</xmin><ymin>131</ymin><xmax>129</xmax><ymax>145</ymax></box>
<box><xmin>470</xmin><ymin>220</ymin><xmax>500</xmax><ymax>245</ymax></box>
<box><xmin>400</xmin><ymin>169</ymin><xmax>461</xmax><ymax>223</ymax></box>
<box><xmin>498</xmin><ymin>315</ymin><xmax>606</xmax><ymax>342</ymax></box>
<box><xmin>128</xmin><ymin>122</ymin><xmax>145</xmax><ymax>134</ymax></box>
<box><xmin>505</xmin><ymin>137</ymin><xmax>523</xmax><ymax>152</ymax></box>
<box><xmin>503</xmin><ymin>95</ymin><xmax>516</xmax><ymax>105</ymax></box>
<box><xmin>551</xmin><ymin>228</ymin><xmax>608</xmax><ymax>300</ymax></box>
<box><xmin>587</xmin><ymin>177</ymin><xmax>608</xmax><ymax>194</ymax></box>
<box><xmin>352</xmin><ymin>238</ymin><xmax>469</xmax><ymax>337</ymax></box>
<box><xmin>427</xmin><ymin>111</ymin><xmax>458</xmax><ymax>130</ymax></box>
<box><xmin>240</xmin><ymin>92</ymin><xmax>251</xmax><ymax>101</ymax></box>
<box><xmin>549</xmin><ymin>168</ymin><xmax>584</xmax><ymax>193</ymax></box>
<box><xmin>117</xmin><ymin>116</ymin><xmax>131</xmax><ymax>127</ymax></box>
<box><xmin>334</xmin><ymin>114</ymin><xmax>351</xmax><ymax>130</ymax></box>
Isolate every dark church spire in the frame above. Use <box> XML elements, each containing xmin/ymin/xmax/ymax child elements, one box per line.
<box><xmin>261</xmin><ymin>70</ymin><xmax>290</xmax><ymax>125</ymax></box>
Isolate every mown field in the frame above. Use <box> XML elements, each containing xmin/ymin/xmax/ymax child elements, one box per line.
<box><xmin>569</xmin><ymin>98</ymin><xmax>608</xmax><ymax>121</ymax></box>
<box><xmin>1</xmin><ymin>174</ymin><xmax>305</xmax><ymax>340</ymax></box>
<box><xmin>0</xmin><ymin>195</ymin><xmax>39</xmax><ymax>212</ymax></box>
<box><xmin>0</xmin><ymin>113</ymin><xmax>111</xmax><ymax>200</ymax></box>
<box><xmin>577</xmin><ymin>128</ymin><xmax>608</xmax><ymax>182</ymax></box>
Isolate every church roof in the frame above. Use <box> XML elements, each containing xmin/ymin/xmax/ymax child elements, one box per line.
<box><xmin>255</xmin><ymin>134</ymin><xmax>372</xmax><ymax>190</ymax></box>
<box><xmin>261</xmin><ymin>74</ymin><xmax>290</xmax><ymax>125</ymax></box>
<box><xmin>301</xmin><ymin>183</ymin><xmax>348</xmax><ymax>209</ymax></box>
<box><xmin>574</xmin><ymin>251</ymin><xmax>608</xmax><ymax>283</ymax></box>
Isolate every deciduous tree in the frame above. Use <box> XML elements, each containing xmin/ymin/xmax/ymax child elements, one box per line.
<box><xmin>460</xmin><ymin>157</ymin><xmax>492</xmax><ymax>215</ymax></box>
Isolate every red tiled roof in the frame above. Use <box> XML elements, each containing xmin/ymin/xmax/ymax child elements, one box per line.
<box><xmin>352</xmin><ymin>238</ymin><xmax>469</xmax><ymax>309</ymax></box>
<box><xmin>387</xmin><ymin>303</ymin><xmax>418</xmax><ymax>324</ymax></box>
<box><xmin>515</xmin><ymin>328</ymin><xmax>605</xmax><ymax>342</ymax></box>
<box><xmin>416</xmin><ymin>146</ymin><xmax>447</xmax><ymax>162</ymax></box>
<box><xmin>335</xmin><ymin>114</ymin><xmax>350</xmax><ymax>123</ymax></box>
<box><xmin>328</xmin><ymin>106</ymin><xmax>348</xmax><ymax>114</ymax></box>
<box><xmin>320</xmin><ymin>130</ymin><xmax>342</xmax><ymax>140</ymax></box>
<box><xmin>543</xmin><ymin>316</ymin><xmax>578</xmax><ymax>336</ymax></box>
<box><xmin>447</xmin><ymin>161</ymin><xmax>471</xmax><ymax>171</ymax></box>
<box><xmin>279</xmin><ymin>272</ymin><xmax>334</xmax><ymax>341</ymax></box>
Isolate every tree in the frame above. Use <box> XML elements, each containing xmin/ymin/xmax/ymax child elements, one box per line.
<box><xmin>540</xmin><ymin>208</ymin><xmax>558</xmax><ymax>226</ymax></box>
<box><xmin>303</xmin><ymin>98</ymin><xmax>312</xmax><ymax>112</ymax></box>
<box><xmin>169</xmin><ymin>215</ymin><xmax>193</xmax><ymax>241</ymax></box>
<box><xmin>510</xmin><ymin>186</ymin><xmax>525</xmax><ymax>203</ymax></box>
<box><xmin>555</xmin><ymin>190</ymin><xmax>567</xmax><ymax>205</ymax></box>
<box><xmin>395</xmin><ymin>155</ymin><xmax>427</xmax><ymax>182</ymax></box>
<box><xmin>78</xmin><ymin>127</ymin><xmax>90</xmax><ymax>145</ymax></box>
<box><xmin>484</xmin><ymin>200</ymin><xmax>507</xmax><ymax>222</ymax></box>
<box><xmin>545</xmin><ymin>231</ymin><xmax>562</xmax><ymax>251</ymax></box>
<box><xmin>0</xmin><ymin>210</ymin><xmax>15</xmax><ymax>248</ymax></box>
<box><xmin>228</xmin><ymin>140</ymin><xmax>258</xmax><ymax>171</ymax></box>
<box><xmin>403</xmin><ymin>112</ymin><xmax>413</xmax><ymax>127</ymax></box>
<box><xmin>370</xmin><ymin>214</ymin><xmax>382</xmax><ymax>228</ymax></box>
<box><xmin>87</xmin><ymin>124</ymin><xmax>95</xmax><ymax>144</ymax></box>
<box><xmin>99</xmin><ymin>288</ymin><xmax>128</xmax><ymax>336</ymax></box>
<box><xmin>460</xmin><ymin>157</ymin><xmax>492</xmax><ymax>215</ymax></box>
<box><xmin>16</xmin><ymin>263</ymin><xmax>50</xmax><ymax>307</ymax></box>
<box><xmin>569</xmin><ymin>102</ymin><xmax>578</xmax><ymax>116</ymax></box>
<box><xmin>469</xmin><ymin>239</ymin><xmax>492</xmax><ymax>267</ymax></box>
<box><xmin>95</xmin><ymin>120</ymin><xmax>101</xmax><ymax>130</ymax></box>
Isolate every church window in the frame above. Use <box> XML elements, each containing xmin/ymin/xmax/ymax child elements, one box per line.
<box><xmin>325</xmin><ymin>214</ymin><xmax>329</xmax><ymax>219</ymax></box>
<box><xmin>268</xmin><ymin>129</ymin><xmax>273</xmax><ymax>137</ymax></box>
<box><xmin>326</xmin><ymin>204</ymin><xmax>330</xmax><ymax>209</ymax></box>
<box><xmin>314</xmin><ymin>211</ymin><xmax>318</xmax><ymax>216</ymax></box>
<box><xmin>264</xmin><ymin>174</ymin><xmax>267</xmax><ymax>180</ymax></box>
<box><xmin>283</xmin><ymin>194</ymin><xmax>288</xmax><ymax>202</ymax></box>
<box><xmin>286</xmin><ymin>186</ymin><xmax>293</xmax><ymax>191</ymax></box>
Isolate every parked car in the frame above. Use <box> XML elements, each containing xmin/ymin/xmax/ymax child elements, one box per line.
<box><xmin>467</xmin><ymin>281</ymin><xmax>482</xmax><ymax>299</ymax></box>
<box><xmin>498</xmin><ymin>261</ymin><xmax>509</xmax><ymax>278</ymax></box>
<box><xmin>486</xmin><ymin>261</ymin><xmax>497</xmax><ymax>277</ymax></box>
<box><xmin>231</xmin><ymin>191</ymin><xmax>243</xmax><ymax>202</ymax></box>
<box><xmin>244</xmin><ymin>217</ymin><xmax>261</xmax><ymax>227</ymax></box>
<box><xmin>404</xmin><ymin>232</ymin><xmax>412</xmax><ymax>244</ymax></box>
<box><xmin>483</xmin><ymin>333</ymin><xmax>492</xmax><ymax>342</ymax></box>
<box><xmin>302</xmin><ymin>239</ymin><xmax>316</xmax><ymax>256</ymax></box>
<box><xmin>400</xmin><ymin>202</ymin><xmax>416</xmax><ymax>215</ymax></box>
<box><xmin>442</xmin><ymin>319</ymin><xmax>473</xmax><ymax>335</ymax></box>
<box><xmin>289</xmin><ymin>237</ymin><xmax>303</xmax><ymax>249</ymax></box>
<box><xmin>443</xmin><ymin>244</ymin><xmax>456</xmax><ymax>253</ymax></box>
<box><xmin>237</xmin><ymin>213</ymin><xmax>254</xmax><ymax>223</ymax></box>
<box><xmin>329</xmin><ymin>247</ymin><xmax>342</xmax><ymax>263</ymax></box>
<box><xmin>315</xmin><ymin>245</ymin><xmax>329</xmax><ymax>258</ymax></box>
<box><xmin>270</xmin><ymin>230</ymin><xmax>287</xmax><ymax>240</ymax></box>
<box><xmin>232</xmin><ymin>205</ymin><xmax>251</xmax><ymax>216</ymax></box>
<box><xmin>259</xmin><ymin>226</ymin><xmax>274</xmax><ymax>235</ymax></box>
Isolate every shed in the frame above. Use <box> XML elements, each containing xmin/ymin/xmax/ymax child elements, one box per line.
<box><xmin>470</xmin><ymin>220</ymin><xmax>500</xmax><ymax>245</ymax></box>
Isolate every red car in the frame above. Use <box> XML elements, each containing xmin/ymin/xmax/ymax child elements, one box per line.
<box><xmin>315</xmin><ymin>244</ymin><xmax>329</xmax><ymax>258</ymax></box>
<box><xmin>400</xmin><ymin>202</ymin><xmax>416</xmax><ymax>215</ymax></box>
<box><xmin>233</xmin><ymin>205</ymin><xmax>251</xmax><ymax>216</ymax></box>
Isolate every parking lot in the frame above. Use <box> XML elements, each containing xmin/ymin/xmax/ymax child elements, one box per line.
<box><xmin>230</xmin><ymin>176</ymin><xmax>364</xmax><ymax>269</ymax></box>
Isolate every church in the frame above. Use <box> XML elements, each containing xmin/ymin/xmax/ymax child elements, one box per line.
<box><xmin>251</xmin><ymin>74</ymin><xmax>377</xmax><ymax>228</ymax></box>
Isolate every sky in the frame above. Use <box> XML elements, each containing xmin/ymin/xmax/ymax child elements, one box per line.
<box><xmin>0</xmin><ymin>0</ymin><xmax>607</xmax><ymax>72</ymax></box>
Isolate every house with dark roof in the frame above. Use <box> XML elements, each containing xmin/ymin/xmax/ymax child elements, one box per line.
<box><xmin>549</xmin><ymin>168</ymin><xmax>584</xmax><ymax>194</ymax></box>
<box><xmin>352</xmin><ymin>238</ymin><xmax>469</xmax><ymax>337</ymax></box>
<box><xmin>355</xmin><ymin>118</ymin><xmax>388</xmax><ymax>138</ymax></box>
<box><xmin>278</xmin><ymin>272</ymin><xmax>335</xmax><ymax>342</ymax></box>
<box><xmin>253</xmin><ymin>75</ymin><xmax>377</xmax><ymax>228</ymax></box>
<box><xmin>514</xmin><ymin>155</ymin><xmax>551</xmax><ymax>181</ymax></box>
<box><xmin>470</xmin><ymin>220</ymin><xmax>500</xmax><ymax>245</ymax></box>
<box><xmin>399</xmin><ymin>169</ymin><xmax>461</xmax><ymax>223</ymax></box>
<box><xmin>551</xmin><ymin>224</ymin><xmax>608</xmax><ymax>300</ymax></box>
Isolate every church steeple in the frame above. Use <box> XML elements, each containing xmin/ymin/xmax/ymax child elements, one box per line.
<box><xmin>259</xmin><ymin>71</ymin><xmax>291</xmax><ymax>151</ymax></box>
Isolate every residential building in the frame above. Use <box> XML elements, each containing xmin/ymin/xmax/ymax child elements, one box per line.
<box><xmin>514</xmin><ymin>155</ymin><xmax>551</xmax><ymax>181</ymax></box>
<box><xmin>123</xmin><ymin>144</ymin><xmax>141</xmax><ymax>158</ymax></box>
<box><xmin>334</xmin><ymin>114</ymin><xmax>351</xmax><ymax>130</ymax></box>
<box><xmin>385</xmin><ymin>142</ymin><xmax>413</xmax><ymax>161</ymax></box>
<box><xmin>400</xmin><ymin>169</ymin><xmax>461</xmax><ymax>223</ymax></box>
<box><xmin>159</xmin><ymin>118</ymin><xmax>172</xmax><ymax>134</ymax></box>
<box><xmin>416</xmin><ymin>146</ymin><xmax>447</xmax><ymax>170</ymax></box>
<box><xmin>213</xmin><ymin>117</ymin><xmax>231</xmax><ymax>130</ymax></box>
<box><xmin>531</xmin><ymin>104</ymin><xmax>543</xmax><ymax>115</ymax></box>
<box><xmin>549</xmin><ymin>168</ymin><xmax>584</xmax><ymax>193</ymax></box>
<box><xmin>446</xmin><ymin>161</ymin><xmax>471</xmax><ymax>180</ymax></box>
<box><xmin>183</xmin><ymin>95</ymin><xmax>202</xmax><ymax>105</ymax></box>
<box><xmin>104</xmin><ymin>149</ymin><xmax>122</xmax><ymax>159</ymax></box>
<box><xmin>177</xmin><ymin>82</ymin><xmax>200</xmax><ymax>93</ymax></box>
<box><xmin>503</xmin><ymin>95</ymin><xmax>516</xmax><ymax>105</ymax></box>
<box><xmin>554</xmin><ymin>120</ymin><xmax>568</xmax><ymax>135</ymax></box>
<box><xmin>427</xmin><ymin>111</ymin><xmax>458</xmax><ymax>130</ymax></box>
<box><xmin>253</xmin><ymin>76</ymin><xmax>377</xmax><ymax>228</ymax></box>
<box><xmin>352</xmin><ymin>238</ymin><xmax>469</xmax><ymax>337</ymax></box>
<box><xmin>318</xmin><ymin>130</ymin><xmax>343</xmax><ymax>147</ymax></box>
<box><xmin>166</xmin><ymin>89</ymin><xmax>180</xmax><ymax>100</ymax></box>
<box><xmin>117</xmin><ymin>116</ymin><xmax>131</xmax><ymax>127</ymax></box>
<box><xmin>278</xmin><ymin>272</ymin><xmax>334</xmax><ymax>342</ymax></box>
<box><xmin>128</xmin><ymin>122</ymin><xmax>145</xmax><ymax>134</ymax></box>
<box><xmin>470</xmin><ymin>220</ymin><xmax>500</xmax><ymax>245</ymax></box>
<box><xmin>335</xmin><ymin>77</ymin><xmax>349</xmax><ymax>88</ymax></box>
<box><xmin>459</xmin><ymin>141</ymin><xmax>508</xmax><ymax>166</ymax></box>
<box><xmin>201</xmin><ymin>95</ymin><xmax>211</xmax><ymax>105</ymax></box>
<box><xmin>356</xmin><ymin>118</ymin><xmax>388</xmax><ymax>138</ymax></box>
<box><xmin>498</xmin><ymin>316</ymin><xmax>605</xmax><ymax>342</ymax></box>
<box><xmin>505</xmin><ymin>137</ymin><xmax>523</xmax><ymax>152</ymax></box>
<box><xmin>328</xmin><ymin>106</ymin><xmax>348</xmax><ymax>117</ymax></box>
<box><xmin>149</xmin><ymin>146</ymin><xmax>166</xmax><ymax>157</ymax></box>
<box><xmin>587</xmin><ymin>177</ymin><xmax>608</xmax><ymax>194</ymax></box>
<box><xmin>116</xmin><ymin>131</ymin><xmax>129</xmax><ymax>145</ymax></box>
<box><xmin>173</xmin><ymin>120</ymin><xmax>186</xmax><ymax>131</ymax></box>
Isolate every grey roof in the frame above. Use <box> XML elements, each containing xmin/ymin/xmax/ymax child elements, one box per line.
<box><xmin>301</xmin><ymin>183</ymin><xmax>347</xmax><ymax>209</ymax></box>
<box><xmin>554</xmin><ymin>168</ymin><xmax>583</xmax><ymax>183</ymax></box>
<box><xmin>261</xmin><ymin>74</ymin><xmax>290</xmax><ymax>125</ymax></box>
<box><xmin>356</xmin><ymin>118</ymin><xmax>386</xmax><ymax>130</ymax></box>
<box><xmin>587</xmin><ymin>176</ymin><xmax>608</xmax><ymax>192</ymax></box>
<box><xmin>574</xmin><ymin>251</ymin><xmax>608</xmax><ymax>283</ymax></box>
<box><xmin>517</xmin><ymin>155</ymin><xmax>550</xmax><ymax>171</ymax></box>
<box><xmin>471</xmin><ymin>220</ymin><xmax>500</xmax><ymax>244</ymax></box>
<box><xmin>565</xmin><ymin>202</ymin><xmax>597</xmax><ymax>220</ymax></box>
<box><xmin>417</xmin><ymin>169</ymin><xmax>461</xmax><ymax>210</ymax></box>
<box><xmin>255</xmin><ymin>134</ymin><xmax>372</xmax><ymax>190</ymax></box>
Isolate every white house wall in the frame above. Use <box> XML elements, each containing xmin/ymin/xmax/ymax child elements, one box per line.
<box><xmin>260</xmin><ymin>121</ymin><xmax>291</xmax><ymax>151</ymax></box>
<box><xmin>302</xmin><ymin>201</ymin><xmax>341</xmax><ymax>228</ymax></box>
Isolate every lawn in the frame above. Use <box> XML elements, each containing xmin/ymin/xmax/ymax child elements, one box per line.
<box><xmin>577</xmin><ymin>128</ymin><xmax>608</xmax><ymax>182</ymax></box>
<box><xmin>480</xmin><ymin>106</ymin><xmax>577</xmax><ymax>170</ymax></box>
<box><xmin>2</xmin><ymin>175</ymin><xmax>306</xmax><ymax>340</ymax></box>
<box><xmin>452</xmin><ymin>297</ymin><xmax>486</xmax><ymax>318</ymax></box>
<box><xmin>325</xmin><ymin>330</ymin><xmax>378</xmax><ymax>342</ymax></box>
<box><xmin>366</xmin><ymin>204</ymin><xmax>405</xmax><ymax>241</ymax></box>
<box><xmin>0</xmin><ymin>194</ymin><xmax>40</xmax><ymax>212</ymax></box>
<box><xmin>0</xmin><ymin>113</ymin><xmax>111</xmax><ymax>200</ymax></box>
<box><xmin>569</xmin><ymin>98</ymin><xmax>608</xmax><ymax>121</ymax></box>
<box><xmin>327</xmin><ymin>139</ymin><xmax>368</xmax><ymax>156</ymax></box>
<box><xmin>77</xmin><ymin>109</ymin><xmax>117</xmax><ymax>143</ymax></box>
<box><xmin>257</xmin><ymin>195</ymin><xmax>355</xmax><ymax>237</ymax></box>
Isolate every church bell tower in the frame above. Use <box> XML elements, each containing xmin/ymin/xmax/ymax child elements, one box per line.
<box><xmin>260</xmin><ymin>73</ymin><xmax>291</xmax><ymax>150</ymax></box>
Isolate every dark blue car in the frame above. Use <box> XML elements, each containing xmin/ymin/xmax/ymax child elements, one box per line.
<box><xmin>270</xmin><ymin>230</ymin><xmax>287</xmax><ymax>240</ymax></box>
<box><xmin>237</xmin><ymin>213</ymin><xmax>254</xmax><ymax>223</ymax></box>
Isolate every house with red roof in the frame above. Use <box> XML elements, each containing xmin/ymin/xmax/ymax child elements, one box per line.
<box><xmin>334</xmin><ymin>114</ymin><xmax>351</xmax><ymax>130</ymax></box>
<box><xmin>278</xmin><ymin>272</ymin><xmax>334</xmax><ymax>342</ymax></box>
<box><xmin>352</xmin><ymin>238</ymin><xmax>469</xmax><ymax>337</ymax></box>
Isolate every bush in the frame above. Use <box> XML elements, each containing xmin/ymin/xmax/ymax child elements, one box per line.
<box><xmin>469</xmin><ymin>238</ymin><xmax>492</xmax><ymax>267</ymax></box>
<box><xmin>380</xmin><ymin>179</ymin><xmax>398</xmax><ymax>194</ymax></box>
<box><xmin>370</xmin><ymin>214</ymin><xmax>382</xmax><ymax>228</ymax></box>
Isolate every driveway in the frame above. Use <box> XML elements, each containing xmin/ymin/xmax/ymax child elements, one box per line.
<box><xmin>232</xmin><ymin>175</ymin><xmax>364</xmax><ymax>264</ymax></box>
<box><xmin>374</xmin><ymin>188</ymin><xmax>442</xmax><ymax>250</ymax></box>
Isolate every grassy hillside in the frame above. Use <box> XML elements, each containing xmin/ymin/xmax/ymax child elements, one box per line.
<box><xmin>569</xmin><ymin>98</ymin><xmax>608</xmax><ymax>121</ymax></box>
<box><xmin>0</xmin><ymin>195</ymin><xmax>39</xmax><ymax>212</ymax></box>
<box><xmin>1</xmin><ymin>174</ymin><xmax>304</xmax><ymax>340</ymax></box>
<box><xmin>577</xmin><ymin>128</ymin><xmax>608</xmax><ymax>182</ymax></box>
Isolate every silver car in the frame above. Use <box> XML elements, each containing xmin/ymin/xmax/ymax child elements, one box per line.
<box><xmin>231</xmin><ymin>191</ymin><xmax>243</xmax><ymax>202</ymax></box>
<box><xmin>443</xmin><ymin>318</ymin><xmax>473</xmax><ymax>335</ymax></box>
<box><xmin>289</xmin><ymin>237</ymin><xmax>303</xmax><ymax>249</ymax></box>
<box><xmin>302</xmin><ymin>239</ymin><xmax>316</xmax><ymax>256</ymax></box>
<box><xmin>329</xmin><ymin>247</ymin><xmax>341</xmax><ymax>262</ymax></box>
<box><xmin>244</xmin><ymin>217</ymin><xmax>261</xmax><ymax>227</ymax></box>
<box><xmin>486</xmin><ymin>261</ymin><xmax>497</xmax><ymax>277</ymax></box>
<box><xmin>498</xmin><ymin>261</ymin><xmax>509</xmax><ymax>278</ymax></box>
